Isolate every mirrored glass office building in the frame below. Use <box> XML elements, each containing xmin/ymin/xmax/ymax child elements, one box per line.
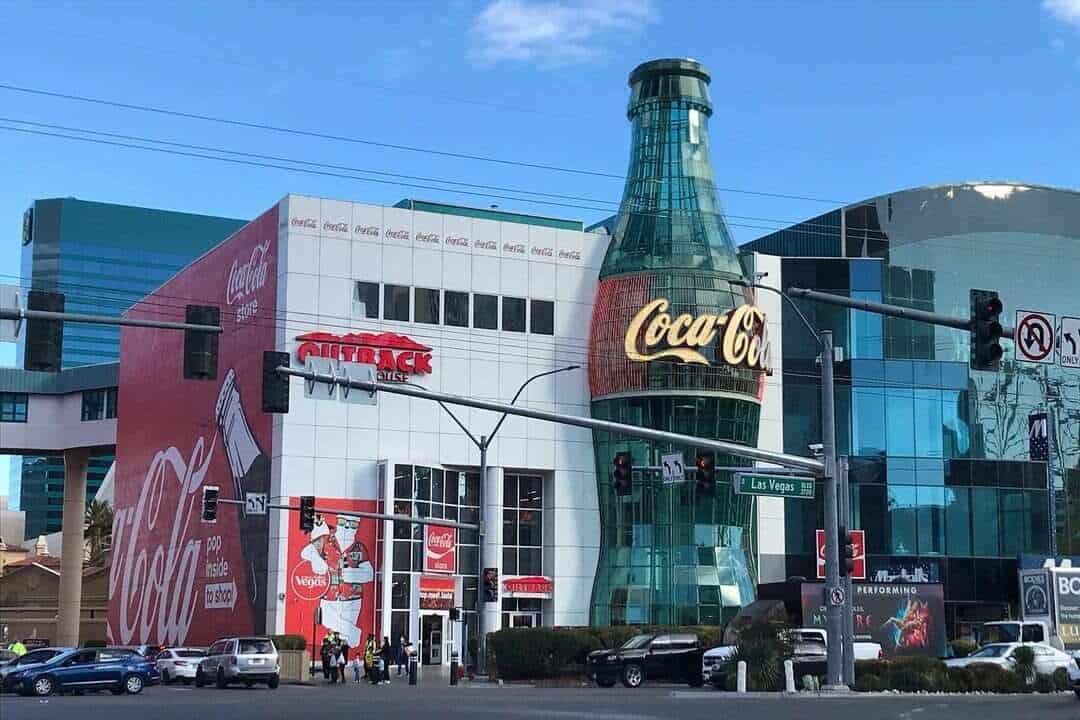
<box><xmin>744</xmin><ymin>182</ymin><xmax>1080</xmax><ymax>636</ymax></box>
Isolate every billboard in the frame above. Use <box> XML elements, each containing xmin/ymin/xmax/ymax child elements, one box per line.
<box><xmin>1054</xmin><ymin>569</ymin><xmax>1080</xmax><ymax>651</ymax></box>
<box><xmin>801</xmin><ymin>583</ymin><xmax>947</xmax><ymax>657</ymax></box>
<box><xmin>284</xmin><ymin>499</ymin><xmax>379</xmax><ymax>650</ymax></box>
<box><xmin>108</xmin><ymin>208</ymin><xmax>278</xmax><ymax>647</ymax></box>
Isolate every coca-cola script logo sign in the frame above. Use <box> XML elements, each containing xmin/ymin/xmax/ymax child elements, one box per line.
<box><xmin>226</xmin><ymin>237</ymin><xmax>271</xmax><ymax>325</ymax></box>
<box><xmin>424</xmin><ymin>525</ymin><xmax>457</xmax><ymax>574</ymax></box>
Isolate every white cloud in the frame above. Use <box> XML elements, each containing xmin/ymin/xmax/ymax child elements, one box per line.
<box><xmin>469</xmin><ymin>0</ymin><xmax>654</xmax><ymax>68</ymax></box>
<box><xmin>1044</xmin><ymin>0</ymin><xmax>1080</xmax><ymax>31</ymax></box>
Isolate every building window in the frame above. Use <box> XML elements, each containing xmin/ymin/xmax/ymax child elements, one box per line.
<box><xmin>502</xmin><ymin>474</ymin><xmax>543</xmax><ymax>577</ymax></box>
<box><xmin>530</xmin><ymin>300</ymin><xmax>554</xmax><ymax>335</ymax></box>
<box><xmin>414</xmin><ymin>288</ymin><xmax>440</xmax><ymax>325</ymax></box>
<box><xmin>81</xmin><ymin>388</ymin><xmax>117</xmax><ymax>421</ymax></box>
<box><xmin>444</xmin><ymin>291</ymin><xmax>469</xmax><ymax>328</ymax></box>
<box><xmin>384</xmin><ymin>284</ymin><xmax>410</xmax><ymax>321</ymax></box>
<box><xmin>474</xmin><ymin>294</ymin><xmax>498</xmax><ymax>330</ymax></box>
<box><xmin>502</xmin><ymin>297</ymin><xmax>526</xmax><ymax>332</ymax></box>
<box><xmin>354</xmin><ymin>281</ymin><xmax>379</xmax><ymax>318</ymax></box>
<box><xmin>0</xmin><ymin>392</ymin><xmax>28</xmax><ymax>422</ymax></box>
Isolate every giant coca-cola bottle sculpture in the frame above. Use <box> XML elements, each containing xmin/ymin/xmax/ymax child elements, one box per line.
<box><xmin>215</xmin><ymin>367</ymin><xmax>271</xmax><ymax>629</ymax></box>
<box><xmin>587</xmin><ymin>59</ymin><xmax>765</xmax><ymax>626</ymax></box>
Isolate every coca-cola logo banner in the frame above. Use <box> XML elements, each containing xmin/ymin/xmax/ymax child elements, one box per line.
<box><xmin>111</xmin><ymin>207</ymin><xmax>278</xmax><ymax>646</ymax></box>
<box><xmin>285</xmin><ymin>500</ymin><xmax>379</xmax><ymax>651</ymax></box>
<box><xmin>424</xmin><ymin>524</ymin><xmax>457</xmax><ymax>574</ymax></box>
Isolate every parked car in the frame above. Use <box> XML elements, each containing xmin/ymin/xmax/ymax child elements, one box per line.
<box><xmin>195</xmin><ymin>637</ymin><xmax>279</xmax><ymax>689</ymax></box>
<box><xmin>115</xmin><ymin>645</ymin><xmax>165</xmax><ymax>662</ymax></box>
<box><xmin>587</xmin><ymin>633</ymin><xmax>704</xmax><ymax>688</ymax></box>
<box><xmin>1067</xmin><ymin>657</ymin><xmax>1080</xmax><ymax>699</ymax></box>
<box><xmin>702</xmin><ymin>629</ymin><xmax>883</xmax><ymax>687</ymax></box>
<box><xmin>0</xmin><ymin>648</ymin><xmax>73</xmax><ymax>692</ymax></box>
<box><xmin>944</xmin><ymin>642</ymin><xmax>1076</xmax><ymax>675</ymax></box>
<box><xmin>7</xmin><ymin>647</ymin><xmax>159</xmax><ymax>697</ymax></box>
<box><xmin>156</xmin><ymin>648</ymin><xmax>206</xmax><ymax>684</ymax></box>
<box><xmin>0</xmin><ymin>649</ymin><xmax>18</xmax><ymax>667</ymax></box>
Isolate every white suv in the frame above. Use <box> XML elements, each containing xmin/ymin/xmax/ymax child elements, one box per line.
<box><xmin>195</xmin><ymin>637</ymin><xmax>279</xmax><ymax>689</ymax></box>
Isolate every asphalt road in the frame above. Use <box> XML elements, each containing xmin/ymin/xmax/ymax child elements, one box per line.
<box><xmin>2</xmin><ymin>682</ymin><xmax>1079</xmax><ymax>720</ymax></box>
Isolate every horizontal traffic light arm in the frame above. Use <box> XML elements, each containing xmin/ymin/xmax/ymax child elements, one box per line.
<box><xmin>786</xmin><ymin>288</ymin><xmax>1016</xmax><ymax>338</ymax></box>
<box><xmin>0</xmin><ymin>306</ymin><xmax>223</xmax><ymax>333</ymax></box>
<box><xmin>215</xmin><ymin>498</ymin><xmax>479</xmax><ymax>531</ymax></box>
<box><xmin>275</xmin><ymin>364</ymin><xmax>825</xmax><ymax>474</ymax></box>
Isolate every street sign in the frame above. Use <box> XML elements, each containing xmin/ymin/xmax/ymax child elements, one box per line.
<box><xmin>245</xmin><ymin>492</ymin><xmax>268</xmax><ymax>515</ymax></box>
<box><xmin>1060</xmin><ymin>316</ymin><xmax>1080</xmax><ymax>369</ymax></box>
<box><xmin>1016</xmin><ymin>310</ymin><xmax>1056</xmax><ymax>364</ymax></box>
<box><xmin>734</xmin><ymin>472</ymin><xmax>815</xmax><ymax>499</ymax></box>
<box><xmin>1029</xmin><ymin>412</ymin><xmax>1050</xmax><ymax>461</ymax></box>
<box><xmin>0</xmin><ymin>284</ymin><xmax>19</xmax><ymax>341</ymax></box>
<box><xmin>816</xmin><ymin>528</ymin><xmax>866</xmax><ymax>580</ymax></box>
<box><xmin>661</xmin><ymin>452</ymin><xmax>685</xmax><ymax>484</ymax></box>
<box><xmin>829</xmin><ymin>586</ymin><xmax>846</xmax><ymax>607</ymax></box>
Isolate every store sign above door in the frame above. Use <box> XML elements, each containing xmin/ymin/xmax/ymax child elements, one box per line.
<box><xmin>296</xmin><ymin>331</ymin><xmax>433</xmax><ymax>382</ymax></box>
<box><xmin>502</xmin><ymin>575</ymin><xmax>554</xmax><ymax>599</ymax></box>
<box><xmin>624</xmin><ymin>299</ymin><xmax>770</xmax><ymax>370</ymax></box>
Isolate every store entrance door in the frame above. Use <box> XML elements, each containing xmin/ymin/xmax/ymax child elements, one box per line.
<box><xmin>510</xmin><ymin>613</ymin><xmax>537</xmax><ymax>629</ymax></box>
<box><xmin>421</xmin><ymin>614</ymin><xmax>444</xmax><ymax>665</ymax></box>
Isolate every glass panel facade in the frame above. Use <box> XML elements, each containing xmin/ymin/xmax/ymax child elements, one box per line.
<box><xmin>473</xmin><ymin>294</ymin><xmax>498</xmax><ymax>330</ymax></box>
<box><xmin>354</xmin><ymin>281</ymin><xmax>379</xmax><ymax>318</ymax></box>
<box><xmin>0</xmin><ymin>392</ymin><xmax>29</xmax><ymax>422</ymax></box>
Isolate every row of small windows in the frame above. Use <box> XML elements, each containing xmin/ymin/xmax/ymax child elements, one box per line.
<box><xmin>354</xmin><ymin>281</ymin><xmax>554</xmax><ymax>335</ymax></box>
<box><xmin>0</xmin><ymin>393</ymin><xmax>28</xmax><ymax>422</ymax></box>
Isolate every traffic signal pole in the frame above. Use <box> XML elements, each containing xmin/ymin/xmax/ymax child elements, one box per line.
<box><xmin>819</xmin><ymin>330</ymin><xmax>844</xmax><ymax>691</ymax></box>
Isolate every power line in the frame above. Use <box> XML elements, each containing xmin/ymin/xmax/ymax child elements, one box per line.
<box><xmin>0</xmin><ymin>83</ymin><xmax>848</xmax><ymax>204</ymax></box>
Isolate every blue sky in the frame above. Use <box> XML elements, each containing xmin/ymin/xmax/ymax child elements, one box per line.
<box><xmin>0</xmin><ymin>0</ymin><xmax>1078</xmax><ymax>496</ymax></box>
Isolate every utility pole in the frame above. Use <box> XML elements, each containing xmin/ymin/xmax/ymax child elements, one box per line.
<box><xmin>839</xmin><ymin>456</ymin><xmax>855</xmax><ymax>686</ymax></box>
<box><xmin>819</xmin><ymin>330</ymin><xmax>845</xmax><ymax>690</ymax></box>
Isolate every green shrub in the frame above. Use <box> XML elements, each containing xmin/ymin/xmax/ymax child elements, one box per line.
<box><xmin>945</xmin><ymin>666</ymin><xmax>973</xmax><ymax>693</ymax></box>
<box><xmin>489</xmin><ymin>628</ymin><xmax>603</xmax><ymax>680</ymax></box>
<box><xmin>854</xmin><ymin>673</ymin><xmax>883</xmax><ymax>692</ymax></box>
<box><xmin>966</xmin><ymin>662</ymin><xmax>1023</xmax><ymax>693</ymax></box>
<box><xmin>718</xmin><ymin>621</ymin><xmax>791</xmax><ymax>692</ymax></box>
<box><xmin>1032</xmin><ymin>673</ymin><xmax>1057</xmax><ymax>693</ymax></box>
<box><xmin>949</xmin><ymin>639</ymin><xmax>977</xmax><ymax>658</ymax></box>
<box><xmin>887</xmin><ymin>668</ymin><xmax>934</xmax><ymax>693</ymax></box>
<box><xmin>855</xmin><ymin>659</ymin><xmax>888</xmax><ymax>678</ymax></box>
<box><xmin>1052</xmin><ymin>667</ymin><xmax>1070</xmax><ymax>692</ymax></box>
<box><xmin>270</xmin><ymin>634</ymin><xmax>307</xmax><ymax>651</ymax></box>
<box><xmin>1011</xmin><ymin>645</ymin><xmax>1036</xmax><ymax>685</ymax></box>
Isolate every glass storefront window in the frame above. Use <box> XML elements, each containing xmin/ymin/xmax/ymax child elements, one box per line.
<box><xmin>885</xmin><ymin>388</ymin><xmax>915</xmax><ymax>456</ymax></box>
<box><xmin>852</xmin><ymin>388</ymin><xmax>885</xmax><ymax>456</ymax></box>
<box><xmin>914</xmin><ymin>389</ymin><xmax>943</xmax><ymax>458</ymax></box>
<box><xmin>888</xmin><ymin>485</ymin><xmax>917</xmax><ymax>554</ymax></box>
<box><xmin>945</xmin><ymin>487</ymin><xmax>972</xmax><ymax>555</ymax></box>
<box><xmin>916</xmin><ymin>486</ymin><xmax>945</xmax><ymax>555</ymax></box>
<box><xmin>971</xmin><ymin>488</ymin><xmax>1000</xmax><ymax>556</ymax></box>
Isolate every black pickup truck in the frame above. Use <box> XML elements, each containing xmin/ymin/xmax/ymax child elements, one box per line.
<box><xmin>587</xmin><ymin>633</ymin><xmax>704</xmax><ymax>688</ymax></box>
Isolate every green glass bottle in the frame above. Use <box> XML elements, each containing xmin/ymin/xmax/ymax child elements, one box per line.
<box><xmin>587</xmin><ymin>58</ymin><xmax>764</xmax><ymax>627</ymax></box>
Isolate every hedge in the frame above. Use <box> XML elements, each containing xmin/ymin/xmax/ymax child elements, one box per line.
<box><xmin>853</xmin><ymin>657</ymin><xmax>1065</xmax><ymax>694</ymax></box>
<box><xmin>488</xmin><ymin>626</ymin><xmax>727</xmax><ymax>680</ymax></box>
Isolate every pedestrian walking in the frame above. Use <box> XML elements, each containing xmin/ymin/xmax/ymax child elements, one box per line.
<box><xmin>380</xmin><ymin>636</ymin><xmax>394</xmax><ymax>685</ymax></box>
<box><xmin>396</xmin><ymin>635</ymin><xmax>408</xmax><ymax>676</ymax></box>
<box><xmin>320</xmin><ymin>637</ymin><xmax>332</xmax><ymax>682</ymax></box>
<box><xmin>336</xmin><ymin>646</ymin><xmax>347</xmax><ymax>684</ymax></box>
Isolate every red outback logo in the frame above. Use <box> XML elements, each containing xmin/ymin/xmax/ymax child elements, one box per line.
<box><xmin>296</xmin><ymin>331</ymin><xmax>433</xmax><ymax>383</ymax></box>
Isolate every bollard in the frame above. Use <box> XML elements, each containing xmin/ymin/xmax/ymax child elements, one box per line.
<box><xmin>450</xmin><ymin>651</ymin><xmax>459</xmax><ymax>686</ymax></box>
<box><xmin>784</xmin><ymin>660</ymin><xmax>795</xmax><ymax>693</ymax></box>
<box><xmin>736</xmin><ymin>660</ymin><xmax>747</xmax><ymax>694</ymax></box>
<box><xmin>409</xmin><ymin>657</ymin><xmax>418</xmax><ymax>686</ymax></box>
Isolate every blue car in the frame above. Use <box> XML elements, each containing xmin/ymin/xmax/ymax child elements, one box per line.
<box><xmin>8</xmin><ymin>647</ymin><xmax>159</xmax><ymax>697</ymax></box>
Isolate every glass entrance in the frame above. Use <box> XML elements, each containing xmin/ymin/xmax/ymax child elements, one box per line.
<box><xmin>510</xmin><ymin>613</ymin><xmax>536</xmax><ymax>628</ymax></box>
<box><xmin>421</xmin><ymin>614</ymin><xmax>444</xmax><ymax>665</ymax></box>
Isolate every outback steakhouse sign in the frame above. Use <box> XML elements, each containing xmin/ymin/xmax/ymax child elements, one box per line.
<box><xmin>502</xmin><ymin>575</ymin><xmax>554</xmax><ymax>599</ymax></box>
<box><xmin>296</xmin><ymin>331</ymin><xmax>433</xmax><ymax>382</ymax></box>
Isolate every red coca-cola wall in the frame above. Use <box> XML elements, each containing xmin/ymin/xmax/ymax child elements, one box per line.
<box><xmin>109</xmin><ymin>207</ymin><xmax>278</xmax><ymax>647</ymax></box>
<box><xmin>284</xmin><ymin>498</ymin><xmax>380</xmax><ymax>656</ymax></box>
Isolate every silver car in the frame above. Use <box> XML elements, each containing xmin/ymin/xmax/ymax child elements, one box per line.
<box><xmin>195</xmin><ymin>637</ymin><xmax>279</xmax><ymax>689</ymax></box>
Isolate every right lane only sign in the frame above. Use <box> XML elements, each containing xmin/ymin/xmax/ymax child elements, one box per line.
<box><xmin>1016</xmin><ymin>310</ymin><xmax>1056</xmax><ymax>364</ymax></box>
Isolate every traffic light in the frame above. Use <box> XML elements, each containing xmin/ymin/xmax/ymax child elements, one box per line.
<box><xmin>612</xmin><ymin>452</ymin><xmax>633</xmax><ymax>496</ymax></box>
<box><xmin>839</xmin><ymin>527</ymin><xmax>856</xmax><ymax>578</ymax></box>
<box><xmin>695</xmin><ymin>451</ymin><xmax>716</xmax><ymax>496</ymax></box>
<box><xmin>262</xmin><ymin>351</ymin><xmax>291</xmax><ymax>413</ymax></box>
<box><xmin>449</xmin><ymin>607</ymin><xmax>461</xmax><ymax>621</ymax></box>
<box><xmin>299</xmin><ymin>495</ymin><xmax>315</xmax><ymax>533</ymax></box>
<box><xmin>24</xmin><ymin>290</ymin><xmax>64</xmax><ymax>373</ymax></box>
<box><xmin>183</xmin><ymin>305</ymin><xmax>220</xmax><ymax>380</ymax></box>
<box><xmin>483</xmin><ymin>567</ymin><xmax>499</xmax><ymax>603</ymax></box>
<box><xmin>969</xmin><ymin>289</ymin><xmax>1003</xmax><ymax>371</ymax></box>
<box><xmin>201</xmin><ymin>485</ymin><xmax>219</xmax><ymax>523</ymax></box>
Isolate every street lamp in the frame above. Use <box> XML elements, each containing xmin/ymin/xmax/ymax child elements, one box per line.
<box><xmin>432</xmin><ymin>364</ymin><xmax>581</xmax><ymax>677</ymax></box>
<box><xmin>732</xmin><ymin>279</ymin><xmax>850</xmax><ymax>689</ymax></box>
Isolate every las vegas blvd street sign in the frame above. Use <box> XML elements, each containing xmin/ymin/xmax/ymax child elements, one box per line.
<box><xmin>733</xmin><ymin>472</ymin><xmax>815</xmax><ymax>499</ymax></box>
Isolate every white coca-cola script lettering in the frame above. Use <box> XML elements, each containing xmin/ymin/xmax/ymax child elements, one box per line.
<box><xmin>225</xmin><ymin>238</ymin><xmax>271</xmax><ymax>306</ymax></box>
<box><xmin>109</xmin><ymin>436</ymin><xmax>216</xmax><ymax>646</ymax></box>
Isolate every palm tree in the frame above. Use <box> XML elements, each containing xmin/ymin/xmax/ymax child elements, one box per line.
<box><xmin>84</xmin><ymin>500</ymin><xmax>113</xmax><ymax>565</ymax></box>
